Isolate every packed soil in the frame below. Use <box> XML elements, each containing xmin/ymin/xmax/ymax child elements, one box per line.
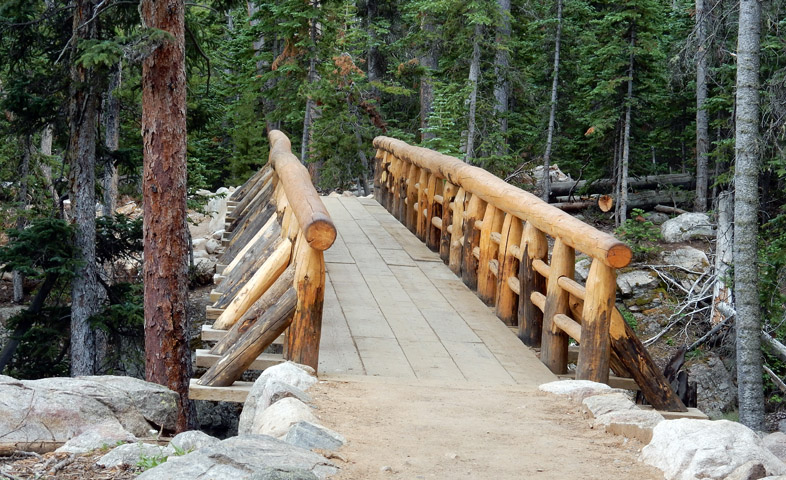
<box><xmin>308</xmin><ymin>375</ymin><xmax>663</xmax><ymax>480</ymax></box>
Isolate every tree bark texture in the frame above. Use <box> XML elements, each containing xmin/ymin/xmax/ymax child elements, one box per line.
<box><xmin>712</xmin><ymin>191</ymin><xmax>733</xmax><ymax>325</ymax></box>
<box><xmin>69</xmin><ymin>0</ymin><xmax>100</xmax><ymax>376</ymax></box>
<box><xmin>492</xmin><ymin>0</ymin><xmax>510</xmax><ymax>155</ymax></box>
<box><xmin>141</xmin><ymin>0</ymin><xmax>196</xmax><ymax>432</ymax></box>
<box><xmin>419</xmin><ymin>14</ymin><xmax>438</xmax><ymax>143</ymax></box>
<box><xmin>616</xmin><ymin>30</ymin><xmax>635</xmax><ymax>226</ymax></box>
<box><xmin>13</xmin><ymin>135</ymin><xmax>31</xmax><ymax>304</ymax></box>
<box><xmin>541</xmin><ymin>0</ymin><xmax>563</xmax><ymax>202</ymax></box>
<box><xmin>694</xmin><ymin>0</ymin><xmax>710</xmax><ymax>212</ymax></box>
<box><xmin>733</xmin><ymin>0</ymin><xmax>764</xmax><ymax>431</ymax></box>
<box><xmin>465</xmin><ymin>23</ymin><xmax>482</xmax><ymax>163</ymax></box>
<box><xmin>103</xmin><ymin>62</ymin><xmax>121</xmax><ymax>218</ymax></box>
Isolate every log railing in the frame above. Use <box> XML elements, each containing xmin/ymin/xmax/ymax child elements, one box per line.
<box><xmin>194</xmin><ymin>130</ymin><xmax>335</xmax><ymax>389</ymax></box>
<box><xmin>373</xmin><ymin>136</ymin><xmax>686</xmax><ymax>411</ymax></box>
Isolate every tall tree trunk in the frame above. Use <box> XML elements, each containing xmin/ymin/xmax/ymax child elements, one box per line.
<box><xmin>69</xmin><ymin>0</ymin><xmax>100</xmax><ymax>376</ymax></box>
<box><xmin>141</xmin><ymin>0</ymin><xmax>196</xmax><ymax>432</ymax></box>
<box><xmin>694</xmin><ymin>0</ymin><xmax>710</xmax><ymax>212</ymax></box>
<box><xmin>366</xmin><ymin>0</ymin><xmax>384</xmax><ymax>89</ymax></box>
<box><xmin>38</xmin><ymin>125</ymin><xmax>60</xmax><ymax>213</ymax></box>
<box><xmin>300</xmin><ymin>0</ymin><xmax>319</xmax><ymax>163</ymax></box>
<box><xmin>712</xmin><ymin>191</ymin><xmax>733</xmax><ymax>324</ymax></box>
<box><xmin>617</xmin><ymin>30</ymin><xmax>635</xmax><ymax>226</ymax></box>
<box><xmin>465</xmin><ymin>23</ymin><xmax>482</xmax><ymax>164</ymax></box>
<box><xmin>13</xmin><ymin>135</ymin><xmax>31</xmax><ymax>304</ymax></box>
<box><xmin>103</xmin><ymin>61</ymin><xmax>121</xmax><ymax>218</ymax></box>
<box><xmin>493</xmin><ymin>0</ymin><xmax>511</xmax><ymax>156</ymax></box>
<box><xmin>733</xmin><ymin>0</ymin><xmax>764</xmax><ymax>431</ymax></box>
<box><xmin>541</xmin><ymin>0</ymin><xmax>563</xmax><ymax>202</ymax></box>
<box><xmin>419</xmin><ymin>14</ymin><xmax>439</xmax><ymax>143</ymax></box>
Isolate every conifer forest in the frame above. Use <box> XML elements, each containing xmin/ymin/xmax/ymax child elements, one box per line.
<box><xmin>0</xmin><ymin>0</ymin><xmax>786</xmax><ymax>431</ymax></box>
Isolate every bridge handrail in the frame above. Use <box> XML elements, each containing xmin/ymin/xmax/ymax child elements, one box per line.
<box><xmin>373</xmin><ymin>136</ymin><xmax>631</xmax><ymax>268</ymax></box>
<box><xmin>269</xmin><ymin>130</ymin><xmax>336</xmax><ymax>251</ymax></box>
<box><xmin>372</xmin><ymin>136</ymin><xmax>685</xmax><ymax>411</ymax></box>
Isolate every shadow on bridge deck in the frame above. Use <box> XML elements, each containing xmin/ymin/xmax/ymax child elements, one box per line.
<box><xmin>318</xmin><ymin>195</ymin><xmax>556</xmax><ymax>389</ymax></box>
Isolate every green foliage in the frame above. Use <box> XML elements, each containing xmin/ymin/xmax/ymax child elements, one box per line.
<box><xmin>77</xmin><ymin>39</ymin><xmax>123</xmax><ymax>69</ymax></box>
<box><xmin>615</xmin><ymin>208</ymin><xmax>661</xmax><ymax>259</ymax></box>
<box><xmin>0</xmin><ymin>218</ymin><xmax>76</xmax><ymax>279</ymax></box>
<box><xmin>619</xmin><ymin>306</ymin><xmax>638</xmax><ymax>332</ymax></box>
<box><xmin>5</xmin><ymin>306</ymin><xmax>71</xmax><ymax>379</ymax></box>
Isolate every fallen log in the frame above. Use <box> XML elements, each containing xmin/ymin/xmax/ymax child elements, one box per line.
<box><xmin>548</xmin><ymin>173</ymin><xmax>695</xmax><ymax>197</ymax></box>
<box><xmin>211</xmin><ymin>265</ymin><xmax>295</xmax><ymax>356</ymax></box>
<box><xmin>199</xmin><ymin>287</ymin><xmax>297</xmax><ymax>387</ymax></box>
<box><xmin>552</xmin><ymin>190</ymin><xmax>693</xmax><ymax>212</ymax></box>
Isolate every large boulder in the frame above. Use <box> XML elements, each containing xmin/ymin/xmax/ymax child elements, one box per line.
<box><xmin>661</xmin><ymin>213</ymin><xmax>714</xmax><ymax>243</ymax></box>
<box><xmin>686</xmin><ymin>353</ymin><xmax>736</xmax><ymax>418</ymax></box>
<box><xmin>252</xmin><ymin>397</ymin><xmax>319</xmax><ymax>439</ymax></box>
<box><xmin>641</xmin><ymin>419</ymin><xmax>786</xmax><ymax>480</ymax></box>
<box><xmin>136</xmin><ymin>435</ymin><xmax>336</xmax><ymax>480</ymax></box>
<box><xmin>0</xmin><ymin>375</ymin><xmax>177</xmax><ymax>443</ymax></box>
<box><xmin>539</xmin><ymin>380</ymin><xmax>611</xmax><ymax>403</ymax></box>
<box><xmin>617</xmin><ymin>270</ymin><xmax>659</xmax><ymax>296</ymax></box>
<box><xmin>661</xmin><ymin>247</ymin><xmax>710</xmax><ymax>273</ymax></box>
<box><xmin>97</xmin><ymin>442</ymin><xmax>175</xmax><ymax>469</ymax></box>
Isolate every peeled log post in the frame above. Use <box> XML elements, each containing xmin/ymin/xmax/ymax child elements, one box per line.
<box><xmin>540</xmin><ymin>238</ymin><xmax>574</xmax><ymax>374</ymax></box>
<box><xmin>518</xmin><ymin>224</ymin><xmax>548</xmax><ymax>346</ymax></box>
<box><xmin>440</xmin><ymin>183</ymin><xmax>458</xmax><ymax>263</ymax></box>
<box><xmin>496</xmin><ymin>215</ymin><xmax>523</xmax><ymax>325</ymax></box>
<box><xmin>448</xmin><ymin>188</ymin><xmax>467</xmax><ymax>274</ymax></box>
<box><xmin>405</xmin><ymin>165</ymin><xmax>420</xmax><ymax>233</ymax></box>
<box><xmin>416</xmin><ymin>169</ymin><xmax>428</xmax><ymax>241</ymax></box>
<box><xmin>216</xmin><ymin>222</ymin><xmax>281</xmax><ymax>296</ymax></box>
<box><xmin>477</xmin><ymin>204</ymin><xmax>500</xmax><ymax>304</ymax></box>
<box><xmin>199</xmin><ymin>288</ymin><xmax>297</xmax><ymax>387</ymax></box>
<box><xmin>213</xmin><ymin>237</ymin><xmax>292</xmax><ymax>330</ymax></box>
<box><xmin>210</xmin><ymin>265</ymin><xmax>296</xmax><ymax>356</ymax></box>
<box><xmin>396</xmin><ymin>159</ymin><xmax>410</xmax><ymax>222</ymax></box>
<box><xmin>461</xmin><ymin>196</ymin><xmax>484</xmax><ymax>290</ymax></box>
<box><xmin>374</xmin><ymin>137</ymin><xmax>632</xmax><ymax>269</ymax></box>
<box><xmin>576</xmin><ymin>259</ymin><xmax>615</xmax><ymax>383</ymax></box>
<box><xmin>268</xmin><ymin>130</ymin><xmax>336</xmax><ymax>251</ymax></box>
<box><xmin>286</xmin><ymin>238</ymin><xmax>326</xmax><ymax>370</ymax></box>
<box><xmin>373</xmin><ymin>150</ymin><xmax>386</xmax><ymax>205</ymax></box>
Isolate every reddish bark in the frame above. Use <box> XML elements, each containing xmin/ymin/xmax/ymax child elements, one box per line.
<box><xmin>140</xmin><ymin>0</ymin><xmax>196</xmax><ymax>432</ymax></box>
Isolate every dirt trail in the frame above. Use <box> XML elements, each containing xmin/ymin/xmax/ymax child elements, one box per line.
<box><xmin>310</xmin><ymin>375</ymin><xmax>662</xmax><ymax>480</ymax></box>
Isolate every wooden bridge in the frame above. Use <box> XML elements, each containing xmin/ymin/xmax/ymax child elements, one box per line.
<box><xmin>189</xmin><ymin>130</ymin><xmax>686</xmax><ymax>413</ymax></box>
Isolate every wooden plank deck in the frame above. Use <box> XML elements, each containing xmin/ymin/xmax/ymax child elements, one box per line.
<box><xmin>318</xmin><ymin>195</ymin><xmax>556</xmax><ymax>388</ymax></box>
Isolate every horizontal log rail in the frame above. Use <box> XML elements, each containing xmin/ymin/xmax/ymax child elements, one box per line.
<box><xmin>192</xmin><ymin>131</ymin><xmax>335</xmax><ymax>393</ymax></box>
<box><xmin>373</xmin><ymin>136</ymin><xmax>685</xmax><ymax>412</ymax></box>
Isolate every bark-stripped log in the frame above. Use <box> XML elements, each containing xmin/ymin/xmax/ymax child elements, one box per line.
<box><xmin>576</xmin><ymin>259</ymin><xmax>615</xmax><ymax>383</ymax></box>
<box><xmin>374</xmin><ymin>137</ymin><xmax>632</xmax><ymax>268</ymax></box>
<box><xmin>540</xmin><ymin>238</ymin><xmax>574</xmax><ymax>374</ymax></box>
<box><xmin>286</xmin><ymin>237</ymin><xmax>326</xmax><ymax>370</ymax></box>
<box><xmin>268</xmin><ymin>130</ymin><xmax>336</xmax><ymax>251</ymax></box>
<box><xmin>496</xmin><ymin>215</ymin><xmax>523</xmax><ymax>325</ymax></box>
<box><xmin>213</xmin><ymin>237</ymin><xmax>292</xmax><ymax>330</ymax></box>
<box><xmin>221</xmin><ymin>215</ymin><xmax>278</xmax><ymax>277</ymax></box>
<box><xmin>448</xmin><ymin>189</ymin><xmax>467</xmax><ymax>274</ymax></box>
<box><xmin>477</xmin><ymin>204</ymin><xmax>501</xmax><ymax>304</ymax></box>
<box><xmin>199</xmin><ymin>288</ymin><xmax>297</xmax><ymax>387</ymax></box>
<box><xmin>518</xmin><ymin>224</ymin><xmax>548</xmax><ymax>346</ymax></box>
<box><xmin>461</xmin><ymin>196</ymin><xmax>484</xmax><ymax>290</ymax></box>
<box><xmin>214</xmin><ymin>234</ymin><xmax>283</xmax><ymax>309</ymax></box>
<box><xmin>210</xmin><ymin>265</ymin><xmax>296</xmax><ymax>356</ymax></box>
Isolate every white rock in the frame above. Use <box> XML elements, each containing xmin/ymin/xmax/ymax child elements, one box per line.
<box><xmin>724</xmin><ymin>461</ymin><xmax>768</xmax><ymax>480</ymax></box>
<box><xmin>582</xmin><ymin>393</ymin><xmax>636</xmax><ymax>419</ymax></box>
<box><xmin>641</xmin><ymin>419</ymin><xmax>786</xmax><ymax>480</ymax></box>
<box><xmin>661</xmin><ymin>212</ymin><xmax>714</xmax><ymax>243</ymax></box>
<box><xmin>193</xmin><ymin>250</ymin><xmax>209</xmax><ymax>259</ymax></box>
<box><xmin>284</xmin><ymin>421</ymin><xmax>345</xmax><ymax>451</ymax></box>
<box><xmin>96</xmin><ymin>442</ymin><xmax>174</xmax><ymax>468</ymax></box>
<box><xmin>574</xmin><ymin>258</ymin><xmax>592</xmax><ymax>282</ymax></box>
<box><xmin>192</xmin><ymin>238</ymin><xmax>207</xmax><ymax>250</ymax></box>
<box><xmin>205</xmin><ymin>238</ymin><xmax>221</xmax><ymax>255</ymax></box>
<box><xmin>56</xmin><ymin>425</ymin><xmax>137</xmax><ymax>454</ymax></box>
<box><xmin>169</xmin><ymin>430</ymin><xmax>220</xmax><ymax>453</ymax></box>
<box><xmin>539</xmin><ymin>380</ymin><xmax>611</xmax><ymax>403</ymax></box>
<box><xmin>596</xmin><ymin>409</ymin><xmax>664</xmax><ymax>444</ymax></box>
<box><xmin>255</xmin><ymin>397</ymin><xmax>319</xmax><ymax>439</ymax></box>
<box><xmin>239</xmin><ymin>378</ymin><xmax>312</xmax><ymax>436</ymax></box>
<box><xmin>661</xmin><ymin>247</ymin><xmax>710</xmax><ymax>273</ymax></box>
<box><xmin>195</xmin><ymin>189</ymin><xmax>213</xmax><ymax>197</ymax></box>
<box><xmin>617</xmin><ymin>270</ymin><xmax>659</xmax><ymax>296</ymax></box>
<box><xmin>764</xmin><ymin>432</ymin><xmax>786</xmax><ymax>463</ymax></box>
<box><xmin>259</xmin><ymin>362</ymin><xmax>318</xmax><ymax>392</ymax></box>
<box><xmin>211</xmin><ymin>229</ymin><xmax>225</xmax><ymax>240</ymax></box>
<box><xmin>216</xmin><ymin>187</ymin><xmax>230</xmax><ymax>195</ymax></box>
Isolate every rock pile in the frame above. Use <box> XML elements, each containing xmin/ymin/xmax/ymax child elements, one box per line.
<box><xmin>541</xmin><ymin>379</ymin><xmax>786</xmax><ymax>480</ymax></box>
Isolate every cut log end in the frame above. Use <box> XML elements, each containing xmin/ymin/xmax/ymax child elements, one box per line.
<box><xmin>598</xmin><ymin>195</ymin><xmax>614</xmax><ymax>212</ymax></box>
<box><xmin>607</xmin><ymin>243</ymin><xmax>633</xmax><ymax>268</ymax></box>
<box><xmin>304</xmin><ymin>217</ymin><xmax>338</xmax><ymax>251</ymax></box>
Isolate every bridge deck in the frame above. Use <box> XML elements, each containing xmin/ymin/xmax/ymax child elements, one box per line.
<box><xmin>317</xmin><ymin>195</ymin><xmax>555</xmax><ymax>388</ymax></box>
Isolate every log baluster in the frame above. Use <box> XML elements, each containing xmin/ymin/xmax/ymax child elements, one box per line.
<box><xmin>286</xmin><ymin>233</ymin><xmax>327</xmax><ymax>370</ymax></box>
<box><xmin>405</xmin><ymin>165</ymin><xmax>420</xmax><ymax>233</ymax></box>
<box><xmin>461</xmin><ymin>195</ymin><xmax>484</xmax><ymax>289</ymax></box>
<box><xmin>448</xmin><ymin>189</ymin><xmax>467</xmax><ymax>274</ymax></box>
<box><xmin>495</xmin><ymin>214</ymin><xmax>523</xmax><ymax>325</ymax></box>
<box><xmin>373</xmin><ymin>149</ymin><xmax>386</xmax><ymax>205</ymax></box>
<box><xmin>425</xmin><ymin>173</ymin><xmax>440</xmax><ymax>251</ymax></box>
<box><xmin>440</xmin><ymin>182</ymin><xmax>458</xmax><ymax>263</ymax></box>
<box><xmin>415</xmin><ymin>169</ymin><xmax>429</xmax><ymax>241</ymax></box>
<box><xmin>576</xmin><ymin>259</ymin><xmax>615</xmax><ymax>383</ymax></box>
<box><xmin>540</xmin><ymin>238</ymin><xmax>574</xmax><ymax>374</ymax></box>
<box><xmin>396</xmin><ymin>160</ymin><xmax>410</xmax><ymax>222</ymax></box>
<box><xmin>517</xmin><ymin>223</ymin><xmax>548</xmax><ymax>346</ymax></box>
<box><xmin>477</xmin><ymin>204</ymin><xmax>503</xmax><ymax>305</ymax></box>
